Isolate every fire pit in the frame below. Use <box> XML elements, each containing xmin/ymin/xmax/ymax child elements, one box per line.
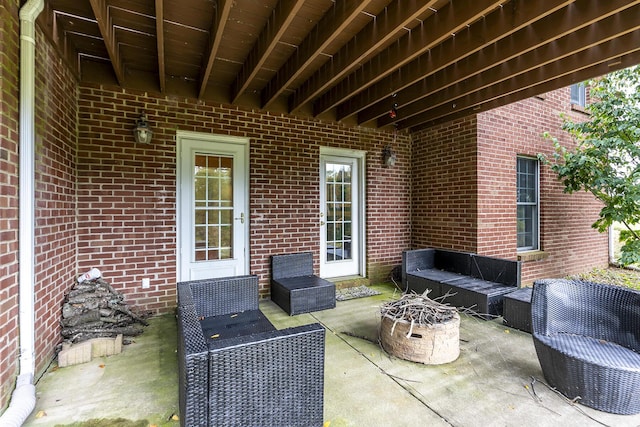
<box><xmin>380</xmin><ymin>292</ymin><xmax>460</xmax><ymax>365</ymax></box>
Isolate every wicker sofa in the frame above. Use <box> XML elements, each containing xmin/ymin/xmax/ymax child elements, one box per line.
<box><xmin>177</xmin><ymin>275</ymin><xmax>326</xmax><ymax>427</ymax></box>
<box><xmin>402</xmin><ymin>248</ymin><xmax>521</xmax><ymax>317</ymax></box>
<box><xmin>532</xmin><ymin>278</ymin><xmax>640</xmax><ymax>414</ymax></box>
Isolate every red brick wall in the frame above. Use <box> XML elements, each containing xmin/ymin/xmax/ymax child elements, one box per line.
<box><xmin>76</xmin><ymin>85</ymin><xmax>412</xmax><ymax>308</ymax></box>
<box><xmin>0</xmin><ymin>6</ymin><xmax>78</xmax><ymax>409</ymax></box>
<box><xmin>411</xmin><ymin>116</ymin><xmax>479</xmax><ymax>252</ymax></box>
<box><xmin>411</xmin><ymin>90</ymin><xmax>608</xmax><ymax>286</ymax></box>
<box><xmin>477</xmin><ymin>91</ymin><xmax>608</xmax><ymax>285</ymax></box>
<box><xmin>0</xmin><ymin>0</ymin><xmax>21</xmax><ymax>410</ymax></box>
<box><xmin>33</xmin><ymin>28</ymin><xmax>78</xmax><ymax>373</ymax></box>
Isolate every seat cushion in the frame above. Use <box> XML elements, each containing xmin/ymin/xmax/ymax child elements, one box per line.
<box><xmin>536</xmin><ymin>332</ymin><xmax>640</xmax><ymax>371</ymax></box>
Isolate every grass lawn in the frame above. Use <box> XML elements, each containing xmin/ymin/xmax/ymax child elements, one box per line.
<box><xmin>569</xmin><ymin>266</ymin><xmax>640</xmax><ymax>291</ymax></box>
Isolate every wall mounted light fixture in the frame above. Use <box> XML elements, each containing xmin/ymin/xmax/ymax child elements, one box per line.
<box><xmin>382</xmin><ymin>145</ymin><xmax>397</xmax><ymax>167</ymax></box>
<box><xmin>133</xmin><ymin>112</ymin><xmax>153</xmax><ymax>144</ymax></box>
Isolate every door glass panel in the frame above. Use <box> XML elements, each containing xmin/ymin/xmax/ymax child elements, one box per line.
<box><xmin>193</xmin><ymin>154</ymin><xmax>234</xmax><ymax>261</ymax></box>
<box><xmin>325</xmin><ymin>162</ymin><xmax>353</xmax><ymax>262</ymax></box>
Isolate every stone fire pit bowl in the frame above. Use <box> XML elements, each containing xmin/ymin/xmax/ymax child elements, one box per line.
<box><xmin>380</xmin><ymin>292</ymin><xmax>460</xmax><ymax>365</ymax></box>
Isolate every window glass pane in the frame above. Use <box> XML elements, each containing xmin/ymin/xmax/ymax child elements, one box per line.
<box><xmin>516</xmin><ymin>157</ymin><xmax>539</xmax><ymax>251</ymax></box>
<box><xmin>192</xmin><ymin>154</ymin><xmax>234</xmax><ymax>261</ymax></box>
<box><xmin>325</xmin><ymin>162</ymin><xmax>353</xmax><ymax>262</ymax></box>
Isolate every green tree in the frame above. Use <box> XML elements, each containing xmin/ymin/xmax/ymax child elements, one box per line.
<box><xmin>543</xmin><ymin>65</ymin><xmax>640</xmax><ymax>266</ymax></box>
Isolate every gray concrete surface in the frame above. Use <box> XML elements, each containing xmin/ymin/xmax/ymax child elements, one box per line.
<box><xmin>24</xmin><ymin>283</ymin><xmax>640</xmax><ymax>426</ymax></box>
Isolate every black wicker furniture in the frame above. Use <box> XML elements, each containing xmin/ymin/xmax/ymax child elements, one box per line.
<box><xmin>402</xmin><ymin>248</ymin><xmax>521</xmax><ymax>317</ymax></box>
<box><xmin>177</xmin><ymin>275</ymin><xmax>326</xmax><ymax>427</ymax></box>
<box><xmin>532</xmin><ymin>278</ymin><xmax>640</xmax><ymax>415</ymax></box>
<box><xmin>271</xmin><ymin>252</ymin><xmax>336</xmax><ymax>315</ymax></box>
<box><xmin>502</xmin><ymin>287</ymin><xmax>532</xmax><ymax>333</ymax></box>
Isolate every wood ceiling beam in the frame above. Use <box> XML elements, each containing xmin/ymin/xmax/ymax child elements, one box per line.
<box><xmin>376</xmin><ymin>0</ymin><xmax>640</xmax><ymax>127</ymax></box>
<box><xmin>231</xmin><ymin>0</ymin><xmax>306</xmax><ymax>104</ymax></box>
<box><xmin>89</xmin><ymin>0</ymin><xmax>125</xmax><ymax>86</ymax></box>
<box><xmin>399</xmin><ymin>29</ymin><xmax>640</xmax><ymax>131</ymax></box>
<box><xmin>261</xmin><ymin>0</ymin><xmax>370</xmax><ymax>109</ymax></box>
<box><xmin>410</xmin><ymin>49</ymin><xmax>640</xmax><ymax>133</ymax></box>
<box><xmin>338</xmin><ymin>0</ymin><xmax>575</xmax><ymax>122</ymax></box>
<box><xmin>313</xmin><ymin>0</ymin><xmax>504</xmax><ymax>117</ymax></box>
<box><xmin>155</xmin><ymin>0</ymin><xmax>165</xmax><ymax>93</ymax></box>
<box><xmin>198</xmin><ymin>0</ymin><xmax>233</xmax><ymax>99</ymax></box>
<box><xmin>288</xmin><ymin>0</ymin><xmax>439</xmax><ymax>113</ymax></box>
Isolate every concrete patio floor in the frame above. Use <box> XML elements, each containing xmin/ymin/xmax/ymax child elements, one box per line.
<box><xmin>24</xmin><ymin>283</ymin><xmax>640</xmax><ymax>427</ymax></box>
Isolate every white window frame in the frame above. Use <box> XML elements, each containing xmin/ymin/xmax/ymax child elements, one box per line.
<box><xmin>516</xmin><ymin>156</ymin><xmax>540</xmax><ymax>252</ymax></box>
<box><xmin>570</xmin><ymin>82</ymin><xmax>586</xmax><ymax>107</ymax></box>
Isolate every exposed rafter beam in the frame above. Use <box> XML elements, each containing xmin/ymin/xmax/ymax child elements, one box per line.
<box><xmin>289</xmin><ymin>0</ymin><xmax>439</xmax><ymax>113</ymax></box>
<box><xmin>400</xmin><ymin>29</ymin><xmax>640</xmax><ymax>131</ymax></box>
<box><xmin>231</xmin><ymin>0</ymin><xmax>306</xmax><ymax>103</ymax></box>
<box><xmin>89</xmin><ymin>0</ymin><xmax>125</xmax><ymax>86</ymax></box>
<box><xmin>411</xmin><ymin>50</ymin><xmax>640</xmax><ymax>133</ymax></box>
<box><xmin>377</xmin><ymin>0</ymin><xmax>639</xmax><ymax>127</ymax></box>
<box><xmin>261</xmin><ymin>0</ymin><xmax>370</xmax><ymax>109</ymax></box>
<box><xmin>155</xmin><ymin>0</ymin><xmax>165</xmax><ymax>93</ymax></box>
<box><xmin>312</xmin><ymin>0</ymin><xmax>504</xmax><ymax>117</ymax></box>
<box><xmin>349</xmin><ymin>0</ymin><xmax>576</xmax><ymax>124</ymax></box>
<box><xmin>199</xmin><ymin>0</ymin><xmax>233</xmax><ymax>99</ymax></box>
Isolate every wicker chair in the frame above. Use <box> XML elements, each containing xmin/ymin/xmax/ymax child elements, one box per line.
<box><xmin>177</xmin><ymin>275</ymin><xmax>326</xmax><ymax>427</ymax></box>
<box><xmin>531</xmin><ymin>278</ymin><xmax>640</xmax><ymax>414</ymax></box>
<box><xmin>271</xmin><ymin>252</ymin><xmax>336</xmax><ymax>315</ymax></box>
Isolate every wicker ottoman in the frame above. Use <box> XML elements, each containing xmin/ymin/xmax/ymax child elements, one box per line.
<box><xmin>502</xmin><ymin>287</ymin><xmax>532</xmax><ymax>333</ymax></box>
<box><xmin>271</xmin><ymin>275</ymin><xmax>336</xmax><ymax>316</ymax></box>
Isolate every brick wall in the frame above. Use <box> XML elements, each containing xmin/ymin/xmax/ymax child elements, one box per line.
<box><xmin>477</xmin><ymin>91</ymin><xmax>608</xmax><ymax>285</ymax></box>
<box><xmin>0</xmin><ymin>0</ymin><xmax>21</xmax><ymax>410</ymax></box>
<box><xmin>33</xmin><ymin>28</ymin><xmax>78</xmax><ymax>373</ymax></box>
<box><xmin>411</xmin><ymin>115</ymin><xmax>479</xmax><ymax>252</ymax></box>
<box><xmin>411</xmin><ymin>90</ymin><xmax>608</xmax><ymax>286</ymax></box>
<box><xmin>76</xmin><ymin>85</ymin><xmax>412</xmax><ymax>308</ymax></box>
<box><xmin>0</xmin><ymin>6</ymin><xmax>78</xmax><ymax>409</ymax></box>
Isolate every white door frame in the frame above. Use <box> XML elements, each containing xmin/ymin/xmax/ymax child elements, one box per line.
<box><xmin>176</xmin><ymin>130</ymin><xmax>250</xmax><ymax>282</ymax></box>
<box><xmin>319</xmin><ymin>146</ymin><xmax>366</xmax><ymax>278</ymax></box>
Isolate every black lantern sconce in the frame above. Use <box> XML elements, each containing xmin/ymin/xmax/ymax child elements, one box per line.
<box><xmin>133</xmin><ymin>112</ymin><xmax>153</xmax><ymax>144</ymax></box>
<box><xmin>382</xmin><ymin>145</ymin><xmax>397</xmax><ymax>167</ymax></box>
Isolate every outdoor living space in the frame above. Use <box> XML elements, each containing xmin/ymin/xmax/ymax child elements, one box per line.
<box><xmin>25</xmin><ymin>282</ymin><xmax>640</xmax><ymax>427</ymax></box>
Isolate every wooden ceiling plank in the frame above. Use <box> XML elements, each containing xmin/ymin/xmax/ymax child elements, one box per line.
<box><xmin>261</xmin><ymin>0</ymin><xmax>371</xmax><ymax>109</ymax></box>
<box><xmin>289</xmin><ymin>0</ymin><xmax>440</xmax><ymax>113</ymax></box>
<box><xmin>376</xmin><ymin>0</ymin><xmax>639</xmax><ymax>127</ymax></box>
<box><xmin>313</xmin><ymin>0</ymin><xmax>504</xmax><ymax>117</ymax></box>
<box><xmin>89</xmin><ymin>0</ymin><xmax>125</xmax><ymax>86</ymax></box>
<box><xmin>231</xmin><ymin>0</ymin><xmax>306</xmax><ymax>104</ymax></box>
<box><xmin>410</xmin><ymin>49</ymin><xmax>640</xmax><ymax>133</ymax></box>
<box><xmin>337</xmin><ymin>0</ymin><xmax>576</xmax><ymax>122</ymax></box>
<box><xmin>399</xmin><ymin>29</ymin><xmax>640</xmax><ymax>131</ymax></box>
<box><xmin>155</xmin><ymin>0</ymin><xmax>165</xmax><ymax>93</ymax></box>
<box><xmin>198</xmin><ymin>0</ymin><xmax>233</xmax><ymax>99</ymax></box>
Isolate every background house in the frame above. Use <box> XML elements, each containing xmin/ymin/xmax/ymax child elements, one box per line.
<box><xmin>0</xmin><ymin>0</ymin><xmax>625</xmax><ymax>413</ymax></box>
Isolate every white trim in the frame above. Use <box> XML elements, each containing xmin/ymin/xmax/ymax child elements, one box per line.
<box><xmin>1</xmin><ymin>1</ymin><xmax>44</xmax><ymax>425</ymax></box>
<box><xmin>319</xmin><ymin>147</ymin><xmax>367</xmax><ymax>278</ymax></box>
<box><xmin>175</xmin><ymin>131</ymin><xmax>250</xmax><ymax>282</ymax></box>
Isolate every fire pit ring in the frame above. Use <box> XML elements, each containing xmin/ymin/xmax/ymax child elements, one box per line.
<box><xmin>379</xmin><ymin>292</ymin><xmax>460</xmax><ymax>365</ymax></box>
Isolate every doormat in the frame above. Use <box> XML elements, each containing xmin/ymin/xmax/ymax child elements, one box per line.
<box><xmin>336</xmin><ymin>285</ymin><xmax>381</xmax><ymax>301</ymax></box>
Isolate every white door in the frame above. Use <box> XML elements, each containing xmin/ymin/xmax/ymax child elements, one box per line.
<box><xmin>320</xmin><ymin>152</ymin><xmax>364</xmax><ymax>278</ymax></box>
<box><xmin>177</xmin><ymin>131</ymin><xmax>249</xmax><ymax>281</ymax></box>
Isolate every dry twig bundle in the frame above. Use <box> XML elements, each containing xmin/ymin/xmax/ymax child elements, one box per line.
<box><xmin>380</xmin><ymin>291</ymin><xmax>457</xmax><ymax>328</ymax></box>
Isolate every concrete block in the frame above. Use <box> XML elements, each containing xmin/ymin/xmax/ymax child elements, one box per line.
<box><xmin>57</xmin><ymin>334</ymin><xmax>123</xmax><ymax>367</ymax></box>
<box><xmin>58</xmin><ymin>340</ymin><xmax>92</xmax><ymax>367</ymax></box>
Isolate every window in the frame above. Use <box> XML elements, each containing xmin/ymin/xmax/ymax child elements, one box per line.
<box><xmin>570</xmin><ymin>82</ymin><xmax>586</xmax><ymax>107</ymax></box>
<box><xmin>517</xmin><ymin>157</ymin><xmax>539</xmax><ymax>251</ymax></box>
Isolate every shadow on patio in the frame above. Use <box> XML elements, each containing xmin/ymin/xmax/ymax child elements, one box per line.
<box><xmin>25</xmin><ymin>283</ymin><xmax>640</xmax><ymax>427</ymax></box>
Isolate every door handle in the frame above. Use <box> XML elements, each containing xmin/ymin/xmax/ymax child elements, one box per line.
<box><xmin>235</xmin><ymin>212</ymin><xmax>245</xmax><ymax>224</ymax></box>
